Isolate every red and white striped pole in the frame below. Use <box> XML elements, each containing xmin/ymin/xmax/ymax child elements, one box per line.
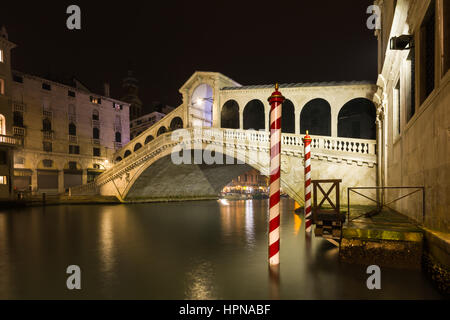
<box><xmin>268</xmin><ymin>83</ymin><xmax>284</xmax><ymax>265</ymax></box>
<box><xmin>303</xmin><ymin>131</ymin><xmax>312</xmax><ymax>233</ymax></box>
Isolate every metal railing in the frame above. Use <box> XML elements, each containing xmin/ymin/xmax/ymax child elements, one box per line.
<box><xmin>347</xmin><ymin>186</ymin><xmax>425</xmax><ymax>223</ymax></box>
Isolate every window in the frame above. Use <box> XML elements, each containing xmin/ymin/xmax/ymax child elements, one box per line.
<box><xmin>0</xmin><ymin>78</ymin><xmax>4</xmax><ymax>95</ymax></box>
<box><xmin>14</xmin><ymin>156</ymin><xmax>24</xmax><ymax>165</ymax></box>
<box><xmin>93</xmin><ymin>164</ymin><xmax>101</xmax><ymax>169</ymax></box>
<box><xmin>43</xmin><ymin>142</ymin><xmax>52</xmax><ymax>152</ymax></box>
<box><xmin>69</xmin><ymin>122</ymin><xmax>76</xmax><ymax>136</ymax></box>
<box><xmin>0</xmin><ymin>114</ymin><xmax>4</xmax><ymax>135</ymax></box>
<box><xmin>419</xmin><ymin>0</ymin><xmax>436</xmax><ymax>104</ymax></box>
<box><xmin>116</xmin><ymin>132</ymin><xmax>122</xmax><ymax>142</ymax></box>
<box><xmin>113</xmin><ymin>103</ymin><xmax>122</xmax><ymax>110</ymax></box>
<box><xmin>42</xmin><ymin>118</ymin><xmax>52</xmax><ymax>131</ymax></box>
<box><xmin>0</xmin><ymin>151</ymin><xmax>6</xmax><ymax>164</ymax></box>
<box><xmin>43</xmin><ymin>159</ymin><xmax>53</xmax><ymax>168</ymax></box>
<box><xmin>93</xmin><ymin>127</ymin><xmax>100</xmax><ymax>139</ymax></box>
<box><xmin>443</xmin><ymin>0</ymin><xmax>450</xmax><ymax>74</ymax></box>
<box><xmin>0</xmin><ymin>176</ymin><xmax>7</xmax><ymax>185</ymax></box>
<box><xmin>42</xmin><ymin>83</ymin><xmax>51</xmax><ymax>91</ymax></box>
<box><xmin>93</xmin><ymin>147</ymin><xmax>101</xmax><ymax>157</ymax></box>
<box><xmin>90</xmin><ymin>96</ymin><xmax>101</xmax><ymax>104</ymax></box>
<box><xmin>69</xmin><ymin>145</ymin><xmax>80</xmax><ymax>154</ymax></box>
<box><xmin>394</xmin><ymin>80</ymin><xmax>401</xmax><ymax>136</ymax></box>
<box><xmin>406</xmin><ymin>50</ymin><xmax>416</xmax><ymax>122</ymax></box>
<box><xmin>92</xmin><ymin>110</ymin><xmax>99</xmax><ymax>120</ymax></box>
<box><xmin>0</xmin><ymin>49</ymin><xmax>3</xmax><ymax>63</ymax></box>
<box><xmin>13</xmin><ymin>75</ymin><xmax>23</xmax><ymax>83</ymax></box>
<box><xmin>68</xmin><ymin>161</ymin><xmax>78</xmax><ymax>170</ymax></box>
<box><xmin>13</xmin><ymin>111</ymin><xmax>24</xmax><ymax>127</ymax></box>
<box><xmin>68</xmin><ymin>90</ymin><xmax>76</xmax><ymax>98</ymax></box>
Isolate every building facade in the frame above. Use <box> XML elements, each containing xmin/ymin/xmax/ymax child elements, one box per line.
<box><xmin>0</xmin><ymin>28</ymin><xmax>131</xmax><ymax>195</ymax></box>
<box><xmin>0</xmin><ymin>27</ymin><xmax>21</xmax><ymax>200</ymax></box>
<box><xmin>373</xmin><ymin>0</ymin><xmax>449</xmax><ymax>233</ymax></box>
<box><xmin>130</xmin><ymin>111</ymin><xmax>166</xmax><ymax>140</ymax></box>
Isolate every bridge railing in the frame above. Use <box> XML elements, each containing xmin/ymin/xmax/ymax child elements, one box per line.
<box><xmin>95</xmin><ymin>127</ymin><xmax>377</xmax><ymax>190</ymax></box>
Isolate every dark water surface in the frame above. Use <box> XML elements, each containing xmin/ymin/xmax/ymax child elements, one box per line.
<box><xmin>0</xmin><ymin>199</ymin><xmax>442</xmax><ymax>299</ymax></box>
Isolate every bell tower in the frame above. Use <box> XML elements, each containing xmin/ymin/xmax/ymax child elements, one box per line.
<box><xmin>121</xmin><ymin>69</ymin><xmax>143</xmax><ymax>121</ymax></box>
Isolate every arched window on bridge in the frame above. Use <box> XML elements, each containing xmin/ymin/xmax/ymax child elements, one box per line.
<box><xmin>134</xmin><ymin>143</ymin><xmax>142</xmax><ymax>152</ymax></box>
<box><xmin>115</xmin><ymin>131</ymin><xmax>122</xmax><ymax>143</ymax></box>
<box><xmin>338</xmin><ymin>98</ymin><xmax>376</xmax><ymax>139</ymax></box>
<box><xmin>221</xmin><ymin>100</ymin><xmax>239</xmax><ymax>129</ymax></box>
<box><xmin>145</xmin><ymin>135</ymin><xmax>154</xmax><ymax>144</ymax></box>
<box><xmin>124</xmin><ymin>150</ymin><xmax>131</xmax><ymax>158</ymax></box>
<box><xmin>157</xmin><ymin>126</ymin><xmax>167</xmax><ymax>136</ymax></box>
<box><xmin>300</xmin><ymin>98</ymin><xmax>331</xmax><ymax>136</ymax></box>
<box><xmin>268</xmin><ymin>99</ymin><xmax>295</xmax><ymax>133</ymax></box>
<box><xmin>115</xmin><ymin>156</ymin><xmax>122</xmax><ymax>163</ymax></box>
<box><xmin>69</xmin><ymin>122</ymin><xmax>76</xmax><ymax>136</ymax></box>
<box><xmin>169</xmin><ymin>117</ymin><xmax>183</xmax><ymax>131</ymax></box>
<box><xmin>243</xmin><ymin>99</ymin><xmax>265</xmax><ymax>131</ymax></box>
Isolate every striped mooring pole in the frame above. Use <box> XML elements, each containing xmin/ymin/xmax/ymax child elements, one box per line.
<box><xmin>303</xmin><ymin>131</ymin><xmax>312</xmax><ymax>233</ymax></box>
<box><xmin>268</xmin><ymin>83</ymin><xmax>285</xmax><ymax>265</ymax></box>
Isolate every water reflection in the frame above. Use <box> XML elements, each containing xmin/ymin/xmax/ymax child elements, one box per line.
<box><xmin>0</xmin><ymin>200</ymin><xmax>443</xmax><ymax>299</ymax></box>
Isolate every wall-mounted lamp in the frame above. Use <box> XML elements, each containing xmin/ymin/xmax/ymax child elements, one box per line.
<box><xmin>390</xmin><ymin>35</ymin><xmax>414</xmax><ymax>50</ymax></box>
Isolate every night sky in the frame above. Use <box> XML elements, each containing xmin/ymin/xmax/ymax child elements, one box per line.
<box><xmin>1</xmin><ymin>0</ymin><xmax>378</xmax><ymax>111</ymax></box>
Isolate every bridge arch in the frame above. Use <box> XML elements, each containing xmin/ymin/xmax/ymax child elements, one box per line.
<box><xmin>134</xmin><ymin>143</ymin><xmax>142</xmax><ymax>152</ymax></box>
<box><xmin>124</xmin><ymin>150</ymin><xmax>132</xmax><ymax>158</ymax></box>
<box><xmin>243</xmin><ymin>99</ymin><xmax>265</xmax><ymax>130</ymax></box>
<box><xmin>221</xmin><ymin>100</ymin><xmax>239</xmax><ymax>129</ymax></box>
<box><xmin>115</xmin><ymin>156</ymin><xmax>122</xmax><ymax>163</ymax></box>
<box><xmin>268</xmin><ymin>99</ymin><xmax>295</xmax><ymax>133</ymax></box>
<box><xmin>338</xmin><ymin>98</ymin><xmax>376</xmax><ymax>139</ymax></box>
<box><xmin>300</xmin><ymin>98</ymin><xmax>331</xmax><ymax>136</ymax></box>
<box><xmin>169</xmin><ymin>117</ymin><xmax>183</xmax><ymax>131</ymax></box>
<box><xmin>145</xmin><ymin>135</ymin><xmax>154</xmax><ymax>144</ymax></box>
<box><xmin>157</xmin><ymin>126</ymin><xmax>167</xmax><ymax>136</ymax></box>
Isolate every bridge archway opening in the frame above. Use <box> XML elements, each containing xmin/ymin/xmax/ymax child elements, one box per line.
<box><xmin>221</xmin><ymin>100</ymin><xmax>239</xmax><ymax>129</ymax></box>
<box><xmin>125</xmin><ymin>150</ymin><xmax>255</xmax><ymax>201</ymax></box>
<box><xmin>300</xmin><ymin>98</ymin><xmax>331</xmax><ymax>136</ymax></box>
<box><xmin>338</xmin><ymin>98</ymin><xmax>376</xmax><ymax>139</ymax></box>
<box><xmin>190</xmin><ymin>84</ymin><xmax>213</xmax><ymax>127</ymax></box>
<box><xmin>115</xmin><ymin>156</ymin><xmax>122</xmax><ymax>163</ymax></box>
<box><xmin>145</xmin><ymin>135</ymin><xmax>154</xmax><ymax>144</ymax></box>
<box><xmin>243</xmin><ymin>99</ymin><xmax>265</xmax><ymax>130</ymax></box>
<box><xmin>157</xmin><ymin>126</ymin><xmax>167</xmax><ymax>136</ymax></box>
<box><xmin>170</xmin><ymin>117</ymin><xmax>183</xmax><ymax>131</ymax></box>
<box><xmin>134</xmin><ymin>143</ymin><xmax>142</xmax><ymax>152</ymax></box>
<box><xmin>124</xmin><ymin>150</ymin><xmax>132</xmax><ymax>158</ymax></box>
<box><xmin>269</xmin><ymin>99</ymin><xmax>295</xmax><ymax>133</ymax></box>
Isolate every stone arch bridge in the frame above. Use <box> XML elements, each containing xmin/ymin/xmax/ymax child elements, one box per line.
<box><xmin>72</xmin><ymin>72</ymin><xmax>378</xmax><ymax>204</ymax></box>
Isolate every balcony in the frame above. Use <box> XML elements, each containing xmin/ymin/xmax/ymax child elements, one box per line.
<box><xmin>13</xmin><ymin>126</ymin><xmax>26</xmax><ymax>137</ymax></box>
<box><xmin>12</xmin><ymin>101</ymin><xmax>26</xmax><ymax>112</ymax></box>
<box><xmin>42</xmin><ymin>131</ymin><xmax>53</xmax><ymax>141</ymax></box>
<box><xmin>68</xmin><ymin>113</ymin><xmax>77</xmax><ymax>123</ymax></box>
<box><xmin>92</xmin><ymin>138</ymin><xmax>100</xmax><ymax>145</ymax></box>
<box><xmin>43</xmin><ymin>110</ymin><xmax>53</xmax><ymax>118</ymax></box>
<box><xmin>0</xmin><ymin>134</ymin><xmax>22</xmax><ymax>147</ymax></box>
<box><xmin>69</xmin><ymin>135</ymin><xmax>78</xmax><ymax>144</ymax></box>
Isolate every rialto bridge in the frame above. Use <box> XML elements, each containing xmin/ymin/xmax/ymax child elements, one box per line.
<box><xmin>71</xmin><ymin>72</ymin><xmax>379</xmax><ymax>204</ymax></box>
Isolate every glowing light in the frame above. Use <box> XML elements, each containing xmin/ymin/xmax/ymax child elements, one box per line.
<box><xmin>218</xmin><ymin>199</ymin><xmax>229</xmax><ymax>206</ymax></box>
<box><xmin>196</xmin><ymin>98</ymin><xmax>203</xmax><ymax>105</ymax></box>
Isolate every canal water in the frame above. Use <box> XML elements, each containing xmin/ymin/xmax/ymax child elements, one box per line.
<box><xmin>0</xmin><ymin>199</ymin><xmax>442</xmax><ymax>299</ymax></box>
